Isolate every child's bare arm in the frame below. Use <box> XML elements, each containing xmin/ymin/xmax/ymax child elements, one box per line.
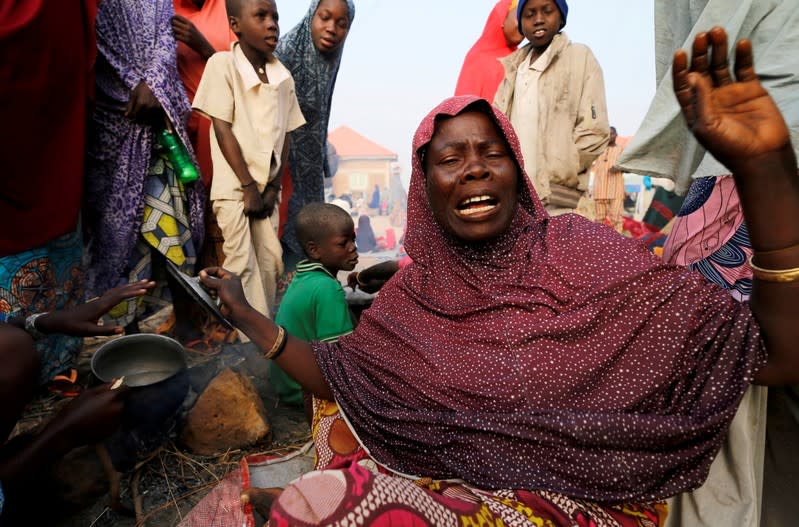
<box><xmin>261</xmin><ymin>136</ymin><xmax>292</xmax><ymax>218</ymax></box>
<box><xmin>279</xmin><ymin>135</ymin><xmax>291</xmax><ymax>174</ymax></box>
<box><xmin>171</xmin><ymin>15</ymin><xmax>216</xmax><ymax>61</ymax></box>
<box><xmin>211</xmin><ymin>117</ymin><xmax>265</xmax><ymax>216</ymax></box>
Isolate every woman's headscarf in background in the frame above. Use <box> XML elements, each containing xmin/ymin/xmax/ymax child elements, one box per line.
<box><xmin>314</xmin><ymin>95</ymin><xmax>765</xmax><ymax>502</ymax></box>
<box><xmin>275</xmin><ymin>0</ymin><xmax>355</xmax><ymax>260</ymax></box>
<box><xmin>617</xmin><ymin>0</ymin><xmax>799</xmax><ymax>194</ymax></box>
<box><xmin>454</xmin><ymin>0</ymin><xmax>520</xmax><ymax>101</ymax></box>
<box><xmin>84</xmin><ymin>0</ymin><xmax>204</xmax><ymax>295</ymax></box>
<box><xmin>356</xmin><ymin>215</ymin><xmax>377</xmax><ymax>253</ymax></box>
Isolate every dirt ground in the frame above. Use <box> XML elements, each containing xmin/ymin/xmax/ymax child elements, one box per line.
<box><xmin>12</xmin><ymin>252</ymin><xmax>400</xmax><ymax>527</ymax></box>
<box><xmin>12</xmin><ymin>308</ymin><xmax>310</xmax><ymax>527</ymax></box>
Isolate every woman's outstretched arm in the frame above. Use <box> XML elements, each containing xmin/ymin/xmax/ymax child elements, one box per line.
<box><xmin>200</xmin><ymin>267</ymin><xmax>334</xmax><ymax>399</ymax></box>
<box><xmin>674</xmin><ymin>27</ymin><xmax>799</xmax><ymax>385</ymax></box>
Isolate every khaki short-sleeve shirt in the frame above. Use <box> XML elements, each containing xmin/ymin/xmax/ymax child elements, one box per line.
<box><xmin>193</xmin><ymin>42</ymin><xmax>306</xmax><ymax>200</ymax></box>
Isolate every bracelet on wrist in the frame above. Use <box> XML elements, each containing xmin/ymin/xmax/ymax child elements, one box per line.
<box><xmin>749</xmin><ymin>255</ymin><xmax>799</xmax><ymax>283</ymax></box>
<box><xmin>241</xmin><ymin>180</ymin><xmax>257</xmax><ymax>189</ymax></box>
<box><xmin>264</xmin><ymin>325</ymin><xmax>287</xmax><ymax>360</ymax></box>
<box><xmin>24</xmin><ymin>312</ymin><xmax>48</xmax><ymax>340</ymax></box>
<box><xmin>356</xmin><ymin>272</ymin><xmax>368</xmax><ymax>287</ymax></box>
<box><xmin>270</xmin><ymin>329</ymin><xmax>289</xmax><ymax>361</ymax></box>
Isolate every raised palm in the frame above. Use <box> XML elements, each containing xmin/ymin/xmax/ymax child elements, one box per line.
<box><xmin>673</xmin><ymin>27</ymin><xmax>790</xmax><ymax>168</ymax></box>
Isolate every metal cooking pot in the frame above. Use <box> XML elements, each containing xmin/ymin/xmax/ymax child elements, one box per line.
<box><xmin>91</xmin><ymin>333</ymin><xmax>187</xmax><ymax>387</ymax></box>
<box><xmin>92</xmin><ymin>334</ymin><xmax>190</xmax><ymax>471</ymax></box>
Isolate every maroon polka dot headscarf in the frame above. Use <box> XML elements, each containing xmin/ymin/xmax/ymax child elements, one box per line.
<box><xmin>314</xmin><ymin>96</ymin><xmax>765</xmax><ymax>502</ymax></box>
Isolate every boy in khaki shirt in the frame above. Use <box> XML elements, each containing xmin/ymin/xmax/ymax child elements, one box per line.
<box><xmin>193</xmin><ymin>0</ymin><xmax>305</xmax><ymax>323</ymax></box>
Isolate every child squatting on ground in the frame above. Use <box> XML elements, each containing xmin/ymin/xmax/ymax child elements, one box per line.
<box><xmin>270</xmin><ymin>203</ymin><xmax>359</xmax><ymax>406</ymax></box>
<box><xmin>192</xmin><ymin>0</ymin><xmax>306</xmax><ymax>330</ymax></box>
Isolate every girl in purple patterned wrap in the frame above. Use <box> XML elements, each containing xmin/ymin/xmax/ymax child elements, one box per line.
<box><xmin>84</xmin><ymin>0</ymin><xmax>206</xmax><ymax>341</ymax></box>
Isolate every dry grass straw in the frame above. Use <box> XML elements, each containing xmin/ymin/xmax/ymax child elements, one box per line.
<box><xmin>126</xmin><ymin>438</ymin><xmax>311</xmax><ymax>526</ymax></box>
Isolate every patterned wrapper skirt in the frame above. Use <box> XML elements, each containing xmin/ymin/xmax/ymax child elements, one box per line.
<box><xmin>268</xmin><ymin>399</ymin><xmax>668</xmax><ymax>527</ymax></box>
<box><xmin>0</xmin><ymin>227</ymin><xmax>84</xmax><ymax>383</ymax></box>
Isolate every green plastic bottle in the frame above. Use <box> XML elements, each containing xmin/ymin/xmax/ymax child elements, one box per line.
<box><xmin>157</xmin><ymin>127</ymin><xmax>199</xmax><ymax>184</ymax></box>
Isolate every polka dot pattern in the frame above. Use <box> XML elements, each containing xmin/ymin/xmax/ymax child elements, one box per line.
<box><xmin>313</xmin><ymin>96</ymin><xmax>766</xmax><ymax>503</ymax></box>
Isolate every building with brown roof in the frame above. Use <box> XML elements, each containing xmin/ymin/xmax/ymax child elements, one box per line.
<box><xmin>327</xmin><ymin>126</ymin><xmax>398</xmax><ymax>204</ymax></box>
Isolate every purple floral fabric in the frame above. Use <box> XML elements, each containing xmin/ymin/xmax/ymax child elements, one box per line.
<box><xmin>84</xmin><ymin>0</ymin><xmax>204</xmax><ymax>295</ymax></box>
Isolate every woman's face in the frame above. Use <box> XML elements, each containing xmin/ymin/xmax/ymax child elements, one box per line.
<box><xmin>424</xmin><ymin>111</ymin><xmax>519</xmax><ymax>243</ymax></box>
<box><xmin>311</xmin><ymin>0</ymin><xmax>351</xmax><ymax>54</ymax></box>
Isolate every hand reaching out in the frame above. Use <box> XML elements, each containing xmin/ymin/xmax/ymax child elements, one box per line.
<box><xmin>673</xmin><ymin>27</ymin><xmax>790</xmax><ymax>170</ymax></box>
<box><xmin>346</xmin><ymin>272</ymin><xmax>359</xmax><ymax>291</ymax></box>
<box><xmin>347</xmin><ymin>272</ymin><xmax>383</xmax><ymax>294</ymax></box>
<box><xmin>36</xmin><ymin>280</ymin><xmax>155</xmax><ymax>337</ymax></box>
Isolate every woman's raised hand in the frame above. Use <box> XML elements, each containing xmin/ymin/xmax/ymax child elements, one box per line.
<box><xmin>673</xmin><ymin>26</ymin><xmax>790</xmax><ymax>170</ymax></box>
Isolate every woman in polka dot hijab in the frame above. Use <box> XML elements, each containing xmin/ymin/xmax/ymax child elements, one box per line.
<box><xmin>203</xmin><ymin>28</ymin><xmax>799</xmax><ymax>511</ymax></box>
<box><xmin>311</xmin><ymin>31</ymin><xmax>797</xmax><ymax>502</ymax></box>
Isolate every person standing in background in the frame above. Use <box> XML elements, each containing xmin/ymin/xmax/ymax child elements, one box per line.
<box><xmin>83</xmin><ymin>0</ymin><xmax>205</xmax><ymax>341</ymax></box>
<box><xmin>455</xmin><ymin>0</ymin><xmax>524</xmax><ymax>101</ymax></box>
<box><xmin>274</xmin><ymin>0</ymin><xmax>355</xmax><ymax>288</ymax></box>
<box><xmin>172</xmin><ymin>0</ymin><xmax>239</xmax><ymax>342</ymax></box>
<box><xmin>0</xmin><ymin>0</ymin><xmax>98</xmax><ymax>384</ymax></box>
<box><xmin>192</xmin><ymin>0</ymin><xmax>306</xmax><ymax>322</ymax></box>
<box><xmin>368</xmin><ymin>184</ymin><xmax>380</xmax><ymax>211</ymax></box>
<box><xmin>617</xmin><ymin>2</ymin><xmax>799</xmax><ymax>526</ymax></box>
<box><xmin>356</xmin><ymin>214</ymin><xmax>377</xmax><ymax>253</ymax></box>
<box><xmin>172</xmin><ymin>0</ymin><xmax>237</xmax><ymax>190</ymax></box>
<box><xmin>592</xmin><ymin>126</ymin><xmax>625</xmax><ymax>232</ymax></box>
<box><xmin>494</xmin><ymin>0</ymin><xmax>608</xmax><ymax>219</ymax></box>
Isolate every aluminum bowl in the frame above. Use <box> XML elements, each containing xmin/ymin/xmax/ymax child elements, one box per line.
<box><xmin>91</xmin><ymin>333</ymin><xmax>187</xmax><ymax>387</ymax></box>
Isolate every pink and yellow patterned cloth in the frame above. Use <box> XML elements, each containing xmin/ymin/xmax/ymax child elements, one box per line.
<box><xmin>267</xmin><ymin>399</ymin><xmax>668</xmax><ymax>527</ymax></box>
<box><xmin>663</xmin><ymin>176</ymin><xmax>752</xmax><ymax>302</ymax></box>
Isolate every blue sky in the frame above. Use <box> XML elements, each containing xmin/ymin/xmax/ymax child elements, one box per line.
<box><xmin>277</xmin><ymin>1</ymin><xmax>657</xmax><ymax>186</ymax></box>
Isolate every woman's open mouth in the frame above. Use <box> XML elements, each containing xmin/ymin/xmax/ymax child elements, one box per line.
<box><xmin>456</xmin><ymin>195</ymin><xmax>498</xmax><ymax>217</ymax></box>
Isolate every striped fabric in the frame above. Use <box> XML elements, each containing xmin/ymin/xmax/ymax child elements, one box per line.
<box><xmin>593</xmin><ymin>144</ymin><xmax>625</xmax><ymax>200</ymax></box>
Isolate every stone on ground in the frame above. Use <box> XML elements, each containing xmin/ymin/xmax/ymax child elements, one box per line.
<box><xmin>181</xmin><ymin>368</ymin><xmax>271</xmax><ymax>455</ymax></box>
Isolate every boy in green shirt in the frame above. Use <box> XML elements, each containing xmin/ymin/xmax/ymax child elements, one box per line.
<box><xmin>270</xmin><ymin>203</ymin><xmax>358</xmax><ymax>406</ymax></box>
